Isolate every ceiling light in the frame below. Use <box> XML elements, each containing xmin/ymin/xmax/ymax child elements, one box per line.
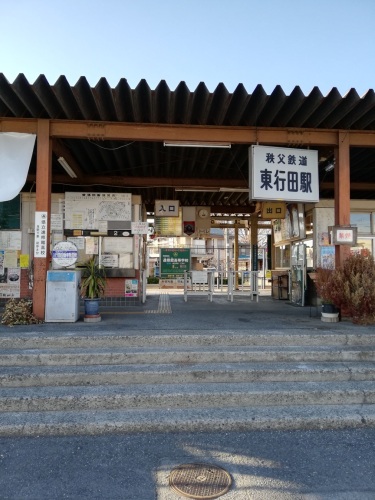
<box><xmin>57</xmin><ymin>157</ymin><xmax>77</xmax><ymax>178</ymax></box>
<box><xmin>175</xmin><ymin>188</ymin><xmax>219</xmax><ymax>192</ymax></box>
<box><xmin>324</xmin><ymin>162</ymin><xmax>335</xmax><ymax>172</ymax></box>
<box><xmin>164</xmin><ymin>141</ymin><xmax>231</xmax><ymax>149</ymax></box>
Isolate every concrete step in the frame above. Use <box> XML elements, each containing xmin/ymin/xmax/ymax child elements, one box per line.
<box><xmin>1</xmin><ymin>345</ymin><xmax>375</xmax><ymax>366</ymax></box>
<box><xmin>1</xmin><ymin>361</ymin><xmax>375</xmax><ymax>387</ymax></box>
<box><xmin>0</xmin><ymin>404</ymin><xmax>374</xmax><ymax>437</ymax></box>
<box><xmin>0</xmin><ymin>329</ymin><xmax>374</xmax><ymax>436</ymax></box>
<box><xmin>0</xmin><ymin>381</ymin><xmax>374</xmax><ymax>413</ymax></box>
<box><xmin>0</xmin><ymin>331</ymin><xmax>374</xmax><ymax>349</ymax></box>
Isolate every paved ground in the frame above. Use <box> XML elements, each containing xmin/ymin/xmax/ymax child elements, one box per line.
<box><xmin>1</xmin><ymin>290</ymin><xmax>374</xmax><ymax>499</ymax></box>
<box><xmin>1</xmin><ymin>290</ymin><xmax>373</xmax><ymax>336</ymax></box>
<box><xmin>1</xmin><ymin>428</ymin><xmax>375</xmax><ymax>499</ymax></box>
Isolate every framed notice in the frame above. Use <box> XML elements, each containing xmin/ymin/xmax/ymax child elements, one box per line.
<box><xmin>330</xmin><ymin>226</ymin><xmax>358</xmax><ymax>245</ymax></box>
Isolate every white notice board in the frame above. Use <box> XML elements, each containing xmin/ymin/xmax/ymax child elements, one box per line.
<box><xmin>64</xmin><ymin>193</ymin><xmax>132</xmax><ymax>230</ymax></box>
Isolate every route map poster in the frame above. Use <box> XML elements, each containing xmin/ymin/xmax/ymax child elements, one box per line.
<box><xmin>64</xmin><ymin>192</ymin><xmax>132</xmax><ymax>230</ymax></box>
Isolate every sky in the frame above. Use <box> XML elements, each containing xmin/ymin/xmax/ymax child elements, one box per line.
<box><xmin>1</xmin><ymin>0</ymin><xmax>375</xmax><ymax>97</ymax></box>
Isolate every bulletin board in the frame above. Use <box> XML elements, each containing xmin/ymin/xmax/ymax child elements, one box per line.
<box><xmin>64</xmin><ymin>192</ymin><xmax>132</xmax><ymax>230</ymax></box>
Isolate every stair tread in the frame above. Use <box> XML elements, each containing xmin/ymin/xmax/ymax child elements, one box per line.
<box><xmin>1</xmin><ymin>345</ymin><xmax>374</xmax><ymax>354</ymax></box>
<box><xmin>0</xmin><ymin>331</ymin><xmax>374</xmax><ymax>349</ymax></box>
<box><xmin>0</xmin><ymin>379</ymin><xmax>374</xmax><ymax>397</ymax></box>
<box><xmin>0</xmin><ymin>404</ymin><xmax>374</xmax><ymax>436</ymax></box>
<box><xmin>1</xmin><ymin>360</ymin><xmax>375</xmax><ymax>374</ymax></box>
<box><xmin>0</xmin><ymin>328</ymin><xmax>374</xmax><ymax>434</ymax></box>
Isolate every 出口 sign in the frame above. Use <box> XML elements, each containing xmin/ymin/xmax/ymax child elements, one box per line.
<box><xmin>249</xmin><ymin>145</ymin><xmax>319</xmax><ymax>203</ymax></box>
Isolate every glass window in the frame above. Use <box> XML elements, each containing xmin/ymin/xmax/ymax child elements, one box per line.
<box><xmin>351</xmin><ymin>238</ymin><xmax>373</xmax><ymax>256</ymax></box>
<box><xmin>350</xmin><ymin>213</ymin><xmax>371</xmax><ymax>233</ymax></box>
<box><xmin>275</xmin><ymin>245</ymin><xmax>290</xmax><ymax>268</ymax></box>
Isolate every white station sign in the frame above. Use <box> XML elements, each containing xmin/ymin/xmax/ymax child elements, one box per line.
<box><xmin>249</xmin><ymin>145</ymin><xmax>319</xmax><ymax>202</ymax></box>
<box><xmin>52</xmin><ymin>241</ymin><xmax>78</xmax><ymax>267</ymax></box>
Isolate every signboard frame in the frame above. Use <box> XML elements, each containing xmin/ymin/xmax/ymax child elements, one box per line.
<box><xmin>249</xmin><ymin>145</ymin><xmax>319</xmax><ymax>202</ymax></box>
<box><xmin>160</xmin><ymin>248</ymin><xmax>191</xmax><ymax>279</ymax></box>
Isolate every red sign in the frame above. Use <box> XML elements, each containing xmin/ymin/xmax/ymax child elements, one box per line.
<box><xmin>183</xmin><ymin>221</ymin><xmax>195</xmax><ymax>236</ymax></box>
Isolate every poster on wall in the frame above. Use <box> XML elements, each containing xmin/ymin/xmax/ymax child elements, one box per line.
<box><xmin>0</xmin><ymin>231</ymin><xmax>22</xmax><ymax>250</ymax></box>
<box><xmin>320</xmin><ymin>246</ymin><xmax>335</xmax><ymax>268</ymax></box>
<box><xmin>0</xmin><ymin>261</ymin><xmax>20</xmax><ymax>298</ymax></box>
<box><xmin>125</xmin><ymin>279</ymin><xmax>138</xmax><ymax>297</ymax></box>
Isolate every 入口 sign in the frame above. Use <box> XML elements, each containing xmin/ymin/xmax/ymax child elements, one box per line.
<box><xmin>154</xmin><ymin>200</ymin><xmax>180</xmax><ymax>217</ymax></box>
<box><xmin>249</xmin><ymin>145</ymin><xmax>319</xmax><ymax>203</ymax></box>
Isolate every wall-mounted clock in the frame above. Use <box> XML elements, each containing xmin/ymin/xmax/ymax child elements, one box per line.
<box><xmin>198</xmin><ymin>208</ymin><xmax>210</xmax><ymax>219</ymax></box>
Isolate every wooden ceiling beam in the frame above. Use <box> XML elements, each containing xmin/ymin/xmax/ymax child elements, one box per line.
<box><xmin>2</xmin><ymin>117</ymin><xmax>375</xmax><ymax>147</ymax></box>
<box><xmin>27</xmin><ymin>172</ymin><xmax>375</xmax><ymax>192</ymax></box>
<box><xmin>321</xmin><ymin>182</ymin><xmax>375</xmax><ymax>191</ymax></box>
<box><xmin>47</xmin><ymin>121</ymin><xmax>343</xmax><ymax>146</ymax></box>
<box><xmin>27</xmin><ymin>174</ymin><xmax>248</xmax><ymax>188</ymax></box>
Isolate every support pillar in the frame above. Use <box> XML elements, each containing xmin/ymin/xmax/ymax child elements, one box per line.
<box><xmin>33</xmin><ymin>120</ymin><xmax>52</xmax><ymax>319</ymax></box>
<box><xmin>250</xmin><ymin>213</ymin><xmax>258</xmax><ymax>269</ymax></box>
<box><xmin>334</xmin><ymin>131</ymin><xmax>351</xmax><ymax>268</ymax></box>
<box><xmin>234</xmin><ymin>223</ymin><xmax>239</xmax><ymax>288</ymax></box>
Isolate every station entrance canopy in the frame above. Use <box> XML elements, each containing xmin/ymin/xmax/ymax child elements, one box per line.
<box><xmin>0</xmin><ymin>74</ymin><xmax>375</xmax><ymax>215</ymax></box>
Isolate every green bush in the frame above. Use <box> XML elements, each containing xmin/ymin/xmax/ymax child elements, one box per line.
<box><xmin>147</xmin><ymin>277</ymin><xmax>159</xmax><ymax>284</ymax></box>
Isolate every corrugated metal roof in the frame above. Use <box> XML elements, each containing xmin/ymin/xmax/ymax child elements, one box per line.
<box><xmin>1</xmin><ymin>74</ymin><xmax>375</xmax><ymax>211</ymax></box>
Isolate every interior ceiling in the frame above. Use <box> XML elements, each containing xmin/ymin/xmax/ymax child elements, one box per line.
<box><xmin>1</xmin><ymin>73</ymin><xmax>375</xmax><ymax>214</ymax></box>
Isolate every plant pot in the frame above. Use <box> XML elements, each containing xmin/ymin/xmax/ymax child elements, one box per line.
<box><xmin>321</xmin><ymin>303</ymin><xmax>339</xmax><ymax>322</ymax></box>
<box><xmin>321</xmin><ymin>303</ymin><xmax>339</xmax><ymax>314</ymax></box>
<box><xmin>84</xmin><ymin>298</ymin><xmax>100</xmax><ymax>316</ymax></box>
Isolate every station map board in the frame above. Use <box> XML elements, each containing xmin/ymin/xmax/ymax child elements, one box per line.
<box><xmin>64</xmin><ymin>192</ymin><xmax>132</xmax><ymax>231</ymax></box>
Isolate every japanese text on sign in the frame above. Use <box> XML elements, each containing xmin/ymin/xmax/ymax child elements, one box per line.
<box><xmin>160</xmin><ymin>248</ymin><xmax>190</xmax><ymax>278</ymax></box>
<box><xmin>332</xmin><ymin>226</ymin><xmax>357</xmax><ymax>245</ymax></box>
<box><xmin>154</xmin><ymin>200</ymin><xmax>180</xmax><ymax>217</ymax></box>
<box><xmin>34</xmin><ymin>211</ymin><xmax>48</xmax><ymax>258</ymax></box>
<box><xmin>249</xmin><ymin>146</ymin><xmax>319</xmax><ymax>202</ymax></box>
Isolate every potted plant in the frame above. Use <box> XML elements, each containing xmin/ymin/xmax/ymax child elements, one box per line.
<box><xmin>79</xmin><ymin>257</ymin><xmax>106</xmax><ymax>320</ymax></box>
<box><xmin>314</xmin><ymin>266</ymin><xmax>339</xmax><ymax>321</ymax></box>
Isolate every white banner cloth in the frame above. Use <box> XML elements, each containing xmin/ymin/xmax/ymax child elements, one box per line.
<box><xmin>0</xmin><ymin>132</ymin><xmax>36</xmax><ymax>201</ymax></box>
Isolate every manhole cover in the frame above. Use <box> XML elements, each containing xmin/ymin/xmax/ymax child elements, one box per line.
<box><xmin>169</xmin><ymin>463</ymin><xmax>232</xmax><ymax>499</ymax></box>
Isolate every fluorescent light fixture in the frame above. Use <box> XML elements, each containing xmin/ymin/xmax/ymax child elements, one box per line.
<box><xmin>164</xmin><ymin>141</ymin><xmax>231</xmax><ymax>149</ymax></box>
<box><xmin>175</xmin><ymin>188</ymin><xmax>219</xmax><ymax>192</ymax></box>
<box><xmin>325</xmin><ymin>162</ymin><xmax>335</xmax><ymax>173</ymax></box>
<box><xmin>175</xmin><ymin>187</ymin><xmax>247</xmax><ymax>192</ymax></box>
<box><xmin>57</xmin><ymin>156</ymin><xmax>77</xmax><ymax>178</ymax></box>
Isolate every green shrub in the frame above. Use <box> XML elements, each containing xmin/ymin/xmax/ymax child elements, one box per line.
<box><xmin>147</xmin><ymin>277</ymin><xmax>159</xmax><ymax>284</ymax></box>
